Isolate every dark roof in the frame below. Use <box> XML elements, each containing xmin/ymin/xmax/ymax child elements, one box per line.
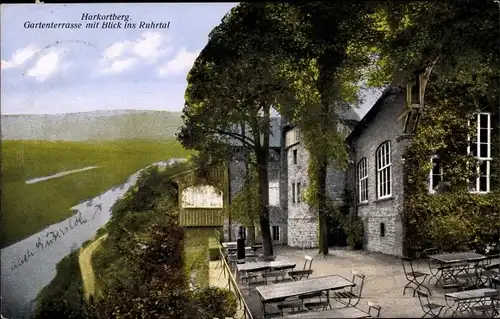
<box><xmin>346</xmin><ymin>86</ymin><xmax>403</xmax><ymax>143</ymax></box>
<box><xmin>281</xmin><ymin>106</ymin><xmax>360</xmax><ymax>134</ymax></box>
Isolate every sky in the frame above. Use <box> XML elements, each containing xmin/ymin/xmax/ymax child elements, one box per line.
<box><xmin>1</xmin><ymin>3</ymin><xmax>379</xmax><ymax>117</ymax></box>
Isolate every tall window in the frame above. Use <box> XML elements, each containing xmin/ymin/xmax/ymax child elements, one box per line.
<box><xmin>429</xmin><ymin>156</ymin><xmax>443</xmax><ymax>194</ymax></box>
<box><xmin>357</xmin><ymin>158</ymin><xmax>368</xmax><ymax>203</ymax></box>
<box><xmin>293</xmin><ymin>149</ymin><xmax>298</xmax><ymax>164</ymax></box>
<box><xmin>269</xmin><ymin>181</ymin><xmax>280</xmax><ymax>206</ymax></box>
<box><xmin>376</xmin><ymin>141</ymin><xmax>392</xmax><ymax>199</ymax></box>
<box><xmin>469</xmin><ymin>112</ymin><xmax>491</xmax><ymax>193</ymax></box>
<box><xmin>291</xmin><ymin>183</ymin><xmax>296</xmax><ymax>203</ymax></box>
<box><xmin>296</xmin><ymin>182</ymin><xmax>301</xmax><ymax>203</ymax></box>
<box><xmin>272</xmin><ymin>225</ymin><xmax>280</xmax><ymax>241</ymax></box>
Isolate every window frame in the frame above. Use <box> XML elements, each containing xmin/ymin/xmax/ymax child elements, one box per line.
<box><xmin>468</xmin><ymin>112</ymin><xmax>492</xmax><ymax>193</ymax></box>
<box><xmin>357</xmin><ymin>158</ymin><xmax>368</xmax><ymax>203</ymax></box>
<box><xmin>376</xmin><ymin>141</ymin><xmax>392</xmax><ymax>199</ymax></box>
<box><xmin>297</xmin><ymin>182</ymin><xmax>301</xmax><ymax>203</ymax></box>
<box><xmin>428</xmin><ymin>155</ymin><xmax>444</xmax><ymax>194</ymax></box>
<box><xmin>271</xmin><ymin>225</ymin><xmax>280</xmax><ymax>241</ymax></box>
<box><xmin>293</xmin><ymin>149</ymin><xmax>298</xmax><ymax>165</ymax></box>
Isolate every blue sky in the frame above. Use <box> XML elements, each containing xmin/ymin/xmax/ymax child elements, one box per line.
<box><xmin>1</xmin><ymin>3</ymin><xmax>379</xmax><ymax>117</ymax></box>
<box><xmin>1</xmin><ymin>3</ymin><xmax>238</xmax><ymax>115</ymax></box>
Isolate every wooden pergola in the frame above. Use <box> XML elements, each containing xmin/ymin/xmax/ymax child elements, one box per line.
<box><xmin>170</xmin><ymin>165</ymin><xmax>229</xmax><ymax>227</ymax></box>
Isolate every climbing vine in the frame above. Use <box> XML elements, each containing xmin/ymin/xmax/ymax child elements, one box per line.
<box><xmin>402</xmin><ymin>85</ymin><xmax>500</xmax><ymax>256</ymax></box>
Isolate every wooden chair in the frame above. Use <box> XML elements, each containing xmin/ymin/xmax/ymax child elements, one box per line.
<box><xmin>288</xmin><ymin>255</ymin><xmax>314</xmax><ymax>281</ymax></box>
<box><xmin>416</xmin><ymin>290</ymin><xmax>445</xmax><ymax>318</ymax></box>
<box><xmin>332</xmin><ymin>271</ymin><xmax>365</xmax><ymax>307</ymax></box>
<box><xmin>402</xmin><ymin>257</ymin><xmax>431</xmax><ymax>297</ymax></box>
<box><xmin>262</xmin><ymin>264</ymin><xmax>295</xmax><ymax>284</ymax></box>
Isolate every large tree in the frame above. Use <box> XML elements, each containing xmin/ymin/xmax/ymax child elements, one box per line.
<box><xmin>271</xmin><ymin>2</ymin><xmax>380</xmax><ymax>255</ymax></box>
<box><xmin>178</xmin><ymin>4</ymin><xmax>300</xmax><ymax>257</ymax></box>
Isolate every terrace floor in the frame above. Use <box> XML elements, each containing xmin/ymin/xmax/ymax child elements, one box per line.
<box><xmin>230</xmin><ymin>246</ymin><xmax>478</xmax><ymax>318</ymax></box>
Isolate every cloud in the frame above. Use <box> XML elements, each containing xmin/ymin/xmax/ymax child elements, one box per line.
<box><xmin>157</xmin><ymin>48</ymin><xmax>199</xmax><ymax>77</ymax></box>
<box><xmin>1</xmin><ymin>45</ymin><xmax>39</xmax><ymax>70</ymax></box>
<box><xmin>25</xmin><ymin>49</ymin><xmax>65</xmax><ymax>82</ymax></box>
<box><xmin>101</xmin><ymin>58</ymin><xmax>138</xmax><ymax>74</ymax></box>
<box><xmin>102</xmin><ymin>42</ymin><xmax>128</xmax><ymax>60</ymax></box>
<box><xmin>101</xmin><ymin>32</ymin><xmax>170</xmax><ymax>63</ymax></box>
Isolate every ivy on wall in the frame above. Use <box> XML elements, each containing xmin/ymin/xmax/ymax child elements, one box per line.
<box><xmin>402</xmin><ymin>86</ymin><xmax>500</xmax><ymax>255</ymax></box>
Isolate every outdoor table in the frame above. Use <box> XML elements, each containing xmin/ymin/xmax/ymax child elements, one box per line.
<box><xmin>281</xmin><ymin>307</ymin><xmax>371</xmax><ymax>318</ymax></box>
<box><xmin>237</xmin><ymin>260</ymin><xmax>296</xmax><ymax>273</ymax></box>
<box><xmin>256</xmin><ymin>275</ymin><xmax>355</xmax><ymax>316</ymax></box>
<box><xmin>222</xmin><ymin>241</ymin><xmax>237</xmax><ymax>248</ymax></box>
<box><xmin>444</xmin><ymin>287</ymin><xmax>498</xmax><ymax>317</ymax></box>
<box><xmin>429</xmin><ymin>252</ymin><xmax>485</xmax><ymax>286</ymax></box>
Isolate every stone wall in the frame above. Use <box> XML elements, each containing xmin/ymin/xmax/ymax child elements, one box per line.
<box><xmin>286</xmin><ymin>142</ymin><xmax>318</xmax><ymax>248</ymax></box>
<box><xmin>350</xmin><ymin>90</ymin><xmax>409</xmax><ymax>256</ymax></box>
<box><xmin>224</xmin><ymin>148</ymin><xmax>287</xmax><ymax>244</ymax></box>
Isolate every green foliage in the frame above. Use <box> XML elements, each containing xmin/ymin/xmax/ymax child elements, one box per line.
<box><xmin>192</xmin><ymin>286</ymin><xmax>237</xmax><ymax>319</ymax></box>
<box><xmin>33</xmin><ymin>251</ymin><xmax>92</xmax><ymax>319</ymax></box>
<box><xmin>403</xmin><ymin>89</ymin><xmax>500</xmax><ymax>255</ymax></box>
<box><xmin>344</xmin><ymin>217</ymin><xmax>365</xmax><ymax>250</ymax></box>
<box><xmin>1</xmin><ymin>138</ymin><xmax>192</xmax><ymax>247</ymax></box>
<box><xmin>225</xmin><ymin>166</ymin><xmax>259</xmax><ymax>227</ymax></box>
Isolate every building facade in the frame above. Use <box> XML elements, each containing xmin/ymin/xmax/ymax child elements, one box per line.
<box><xmin>222</xmin><ymin>85</ymin><xmax>497</xmax><ymax>256</ymax></box>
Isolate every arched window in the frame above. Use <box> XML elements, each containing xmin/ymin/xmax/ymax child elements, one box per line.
<box><xmin>357</xmin><ymin>158</ymin><xmax>368</xmax><ymax>203</ymax></box>
<box><xmin>376</xmin><ymin>141</ymin><xmax>392</xmax><ymax>199</ymax></box>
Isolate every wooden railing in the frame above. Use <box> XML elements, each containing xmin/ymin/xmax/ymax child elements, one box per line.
<box><xmin>216</xmin><ymin>245</ymin><xmax>254</xmax><ymax>319</ymax></box>
<box><xmin>179</xmin><ymin>208</ymin><xmax>224</xmax><ymax>227</ymax></box>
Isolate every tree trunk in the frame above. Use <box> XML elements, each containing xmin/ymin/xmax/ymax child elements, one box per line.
<box><xmin>247</xmin><ymin>225</ymin><xmax>256</xmax><ymax>245</ymax></box>
<box><xmin>316</xmin><ymin>53</ymin><xmax>337</xmax><ymax>256</ymax></box>
<box><xmin>242</xmin><ymin>122</ymin><xmax>255</xmax><ymax>245</ymax></box>
<box><xmin>255</xmin><ymin>104</ymin><xmax>274</xmax><ymax>258</ymax></box>
<box><xmin>257</xmin><ymin>154</ymin><xmax>273</xmax><ymax>257</ymax></box>
<box><xmin>318</xmin><ymin>156</ymin><xmax>329</xmax><ymax>255</ymax></box>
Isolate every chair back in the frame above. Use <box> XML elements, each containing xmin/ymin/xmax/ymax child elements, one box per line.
<box><xmin>423</xmin><ymin>248</ymin><xmax>439</xmax><ymax>258</ymax></box>
<box><xmin>486</xmin><ymin>254</ymin><xmax>500</xmax><ymax>265</ymax></box>
<box><xmin>303</xmin><ymin>255</ymin><xmax>313</xmax><ymax>271</ymax></box>
<box><xmin>416</xmin><ymin>290</ymin><xmax>430</xmax><ymax>309</ymax></box>
<box><xmin>401</xmin><ymin>257</ymin><xmax>416</xmax><ymax>278</ymax></box>
<box><xmin>351</xmin><ymin>270</ymin><xmax>366</xmax><ymax>295</ymax></box>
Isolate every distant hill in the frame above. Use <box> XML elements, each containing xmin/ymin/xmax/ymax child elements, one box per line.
<box><xmin>1</xmin><ymin>110</ymin><xmax>183</xmax><ymax>141</ymax></box>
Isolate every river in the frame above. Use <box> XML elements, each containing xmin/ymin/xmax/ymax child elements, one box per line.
<box><xmin>0</xmin><ymin>159</ymin><xmax>186</xmax><ymax>318</ymax></box>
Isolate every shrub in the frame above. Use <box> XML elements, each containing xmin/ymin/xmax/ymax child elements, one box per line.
<box><xmin>193</xmin><ymin>286</ymin><xmax>237</xmax><ymax>319</ymax></box>
<box><xmin>344</xmin><ymin>217</ymin><xmax>364</xmax><ymax>250</ymax></box>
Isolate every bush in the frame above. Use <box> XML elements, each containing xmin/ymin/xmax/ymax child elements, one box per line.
<box><xmin>193</xmin><ymin>286</ymin><xmax>237</xmax><ymax>319</ymax></box>
<box><xmin>344</xmin><ymin>217</ymin><xmax>364</xmax><ymax>250</ymax></box>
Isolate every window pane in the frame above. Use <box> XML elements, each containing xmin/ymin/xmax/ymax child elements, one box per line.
<box><xmin>479</xmin><ymin>143</ymin><xmax>489</xmax><ymax>158</ymax></box>
<box><xmin>480</xmin><ymin>114</ymin><xmax>489</xmax><ymax>128</ymax></box>
<box><xmin>432</xmin><ymin>158</ymin><xmax>441</xmax><ymax>175</ymax></box>
<box><xmin>387</xmin><ymin>168</ymin><xmax>391</xmax><ymax>194</ymax></box>
<box><xmin>479</xmin><ymin>176</ymin><xmax>487</xmax><ymax>192</ymax></box>
<box><xmin>470</xmin><ymin>144</ymin><xmax>478</xmax><ymax>157</ymax></box>
<box><xmin>479</xmin><ymin>129</ymin><xmax>489</xmax><ymax>143</ymax></box>
<box><xmin>480</xmin><ymin>161</ymin><xmax>488</xmax><ymax>176</ymax></box>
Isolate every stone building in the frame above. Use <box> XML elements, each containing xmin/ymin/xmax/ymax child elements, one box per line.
<box><xmin>224</xmin><ymin>118</ymin><xmax>288</xmax><ymax>245</ymax></box>
<box><xmin>223</xmin><ymin>84</ymin><xmax>496</xmax><ymax>256</ymax></box>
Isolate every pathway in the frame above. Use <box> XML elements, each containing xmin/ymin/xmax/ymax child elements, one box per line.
<box><xmin>79</xmin><ymin>234</ymin><xmax>108</xmax><ymax>299</ymax></box>
<box><xmin>209</xmin><ymin>260</ymin><xmax>245</xmax><ymax>319</ymax></box>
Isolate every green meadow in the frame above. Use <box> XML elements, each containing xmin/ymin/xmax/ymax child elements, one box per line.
<box><xmin>1</xmin><ymin>138</ymin><xmax>193</xmax><ymax>248</ymax></box>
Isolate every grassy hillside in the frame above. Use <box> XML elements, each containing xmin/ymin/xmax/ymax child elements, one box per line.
<box><xmin>1</xmin><ymin>139</ymin><xmax>194</xmax><ymax>248</ymax></box>
<box><xmin>1</xmin><ymin>110</ymin><xmax>183</xmax><ymax>141</ymax></box>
